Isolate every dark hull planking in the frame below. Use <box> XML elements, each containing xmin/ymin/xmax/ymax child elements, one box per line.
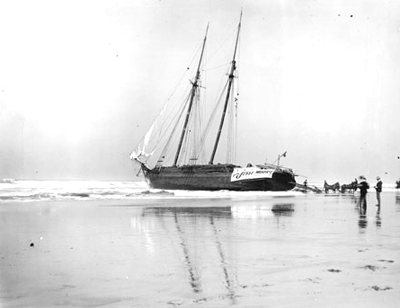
<box><xmin>141</xmin><ymin>164</ymin><xmax>296</xmax><ymax>191</ymax></box>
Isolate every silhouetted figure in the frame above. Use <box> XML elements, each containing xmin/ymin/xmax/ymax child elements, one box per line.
<box><xmin>303</xmin><ymin>179</ymin><xmax>308</xmax><ymax>190</ymax></box>
<box><xmin>357</xmin><ymin>176</ymin><xmax>369</xmax><ymax>211</ymax></box>
<box><xmin>374</xmin><ymin>176</ymin><xmax>382</xmax><ymax>207</ymax></box>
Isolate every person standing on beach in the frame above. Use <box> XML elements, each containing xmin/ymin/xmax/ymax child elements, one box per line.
<box><xmin>374</xmin><ymin>176</ymin><xmax>382</xmax><ymax>207</ymax></box>
<box><xmin>358</xmin><ymin>176</ymin><xmax>369</xmax><ymax>212</ymax></box>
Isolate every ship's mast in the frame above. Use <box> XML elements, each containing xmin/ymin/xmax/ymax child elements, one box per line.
<box><xmin>209</xmin><ymin>12</ymin><xmax>242</xmax><ymax>165</ymax></box>
<box><xmin>173</xmin><ymin>25</ymin><xmax>209</xmax><ymax>167</ymax></box>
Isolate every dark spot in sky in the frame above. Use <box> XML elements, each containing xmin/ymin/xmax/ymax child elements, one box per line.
<box><xmin>350</xmin><ymin>15</ymin><xmax>353</xmax><ymax>17</ymax></box>
<box><xmin>338</xmin><ymin>14</ymin><xmax>340</xmax><ymax>17</ymax></box>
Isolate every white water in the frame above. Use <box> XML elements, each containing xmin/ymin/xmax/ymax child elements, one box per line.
<box><xmin>1</xmin><ymin>180</ymin><xmax>398</xmax><ymax>203</ymax></box>
<box><xmin>0</xmin><ymin>180</ymin><xmax>304</xmax><ymax>202</ymax></box>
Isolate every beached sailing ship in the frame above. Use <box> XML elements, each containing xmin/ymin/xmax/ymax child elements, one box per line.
<box><xmin>130</xmin><ymin>14</ymin><xmax>296</xmax><ymax>191</ymax></box>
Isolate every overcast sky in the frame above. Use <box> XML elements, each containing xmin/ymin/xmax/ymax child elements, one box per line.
<box><xmin>1</xmin><ymin>0</ymin><xmax>399</xmax><ymax>184</ymax></box>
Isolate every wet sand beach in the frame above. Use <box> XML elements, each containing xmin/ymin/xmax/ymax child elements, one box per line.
<box><xmin>1</xmin><ymin>191</ymin><xmax>400</xmax><ymax>307</ymax></box>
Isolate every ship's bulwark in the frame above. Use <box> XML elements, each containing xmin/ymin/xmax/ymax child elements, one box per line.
<box><xmin>141</xmin><ymin>164</ymin><xmax>296</xmax><ymax>191</ymax></box>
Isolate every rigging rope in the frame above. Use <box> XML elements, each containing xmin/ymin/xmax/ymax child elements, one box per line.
<box><xmin>191</xmin><ymin>81</ymin><xmax>229</xmax><ymax>161</ymax></box>
<box><xmin>157</xmin><ymin>91</ymin><xmax>192</xmax><ymax>166</ymax></box>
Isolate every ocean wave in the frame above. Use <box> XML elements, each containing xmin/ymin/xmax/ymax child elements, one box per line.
<box><xmin>1</xmin><ymin>178</ymin><xmax>15</xmax><ymax>184</ymax></box>
<box><xmin>1</xmin><ymin>180</ymin><xmax>398</xmax><ymax>202</ymax></box>
<box><xmin>0</xmin><ymin>180</ymin><xmax>304</xmax><ymax>202</ymax></box>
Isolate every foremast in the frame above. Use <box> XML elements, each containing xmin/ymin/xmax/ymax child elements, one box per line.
<box><xmin>209</xmin><ymin>11</ymin><xmax>242</xmax><ymax>165</ymax></box>
<box><xmin>173</xmin><ymin>25</ymin><xmax>209</xmax><ymax>167</ymax></box>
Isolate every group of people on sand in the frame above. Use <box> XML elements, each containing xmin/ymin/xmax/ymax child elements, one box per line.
<box><xmin>357</xmin><ymin>175</ymin><xmax>382</xmax><ymax>212</ymax></box>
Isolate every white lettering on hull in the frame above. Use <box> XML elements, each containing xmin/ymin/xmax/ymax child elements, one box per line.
<box><xmin>231</xmin><ymin>167</ymin><xmax>274</xmax><ymax>182</ymax></box>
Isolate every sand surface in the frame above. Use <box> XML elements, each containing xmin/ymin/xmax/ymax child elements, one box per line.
<box><xmin>1</xmin><ymin>192</ymin><xmax>399</xmax><ymax>307</ymax></box>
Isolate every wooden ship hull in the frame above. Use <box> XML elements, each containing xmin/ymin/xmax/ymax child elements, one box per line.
<box><xmin>141</xmin><ymin>164</ymin><xmax>296</xmax><ymax>191</ymax></box>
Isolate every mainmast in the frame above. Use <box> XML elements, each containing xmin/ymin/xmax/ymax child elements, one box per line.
<box><xmin>209</xmin><ymin>12</ymin><xmax>242</xmax><ymax>165</ymax></box>
<box><xmin>173</xmin><ymin>24</ymin><xmax>209</xmax><ymax>167</ymax></box>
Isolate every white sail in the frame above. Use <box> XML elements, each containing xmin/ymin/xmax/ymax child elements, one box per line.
<box><xmin>141</xmin><ymin>121</ymin><xmax>156</xmax><ymax>154</ymax></box>
<box><xmin>131</xmin><ymin>102</ymin><xmax>168</xmax><ymax>164</ymax></box>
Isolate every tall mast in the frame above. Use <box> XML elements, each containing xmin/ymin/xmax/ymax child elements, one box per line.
<box><xmin>209</xmin><ymin>12</ymin><xmax>242</xmax><ymax>165</ymax></box>
<box><xmin>173</xmin><ymin>24</ymin><xmax>209</xmax><ymax>166</ymax></box>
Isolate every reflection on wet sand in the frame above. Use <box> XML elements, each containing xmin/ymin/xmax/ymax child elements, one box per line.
<box><xmin>376</xmin><ymin>207</ymin><xmax>381</xmax><ymax>228</ymax></box>
<box><xmin>349</xmin><ymin>194</ymin><xmax>359</xmax><ymax>205</ymax></box>
<box><xmin>209</xmin><ymin>216</ymin><xmax>236</xmax><ymax>303</ymax></box>
<box><xmin>358</xmin><ymin>207</ymin><xmax>368</xmax><ymax>231</ymax></box>
<box><xmin>122</xmin><ymin>195</ymin><xmax>399</xmax><ymax>307</ymax></box>
<box><xmin>271</xmin><ymin>203</ymin><xmax>295</xmax><ymax>215</ymax></box>
<box><xmin>231</xmin><ymin>203</ymin><xmax>294</xmax><ymax>219</ymax></box>
<box><xmin>138</xmin><ymin>204</ymin><xmax>293</xmax><ymax>303</ymax></box>
<box><xmin>142</xmin><ymin>206</ymin><xmax>237</xmax><ymax>301</ymax></box>
<box><xmin>174</xmin><ymin>212</ymin><xmax>202</xmax><ymax>293</ymax></box>
<box><xmin>396</xmin><ymin>193</ymin><xmax>400</xmax><ymax>212</ymax></box>
<box><xmin>145</xmin><ymin>206</ymin><xmax>232</xmax><ymax>217</ymax></box>
<box><xmin>357</xmin><ymin>203</ymin><xmax>382</xmax><ymax>230</ymax></box>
